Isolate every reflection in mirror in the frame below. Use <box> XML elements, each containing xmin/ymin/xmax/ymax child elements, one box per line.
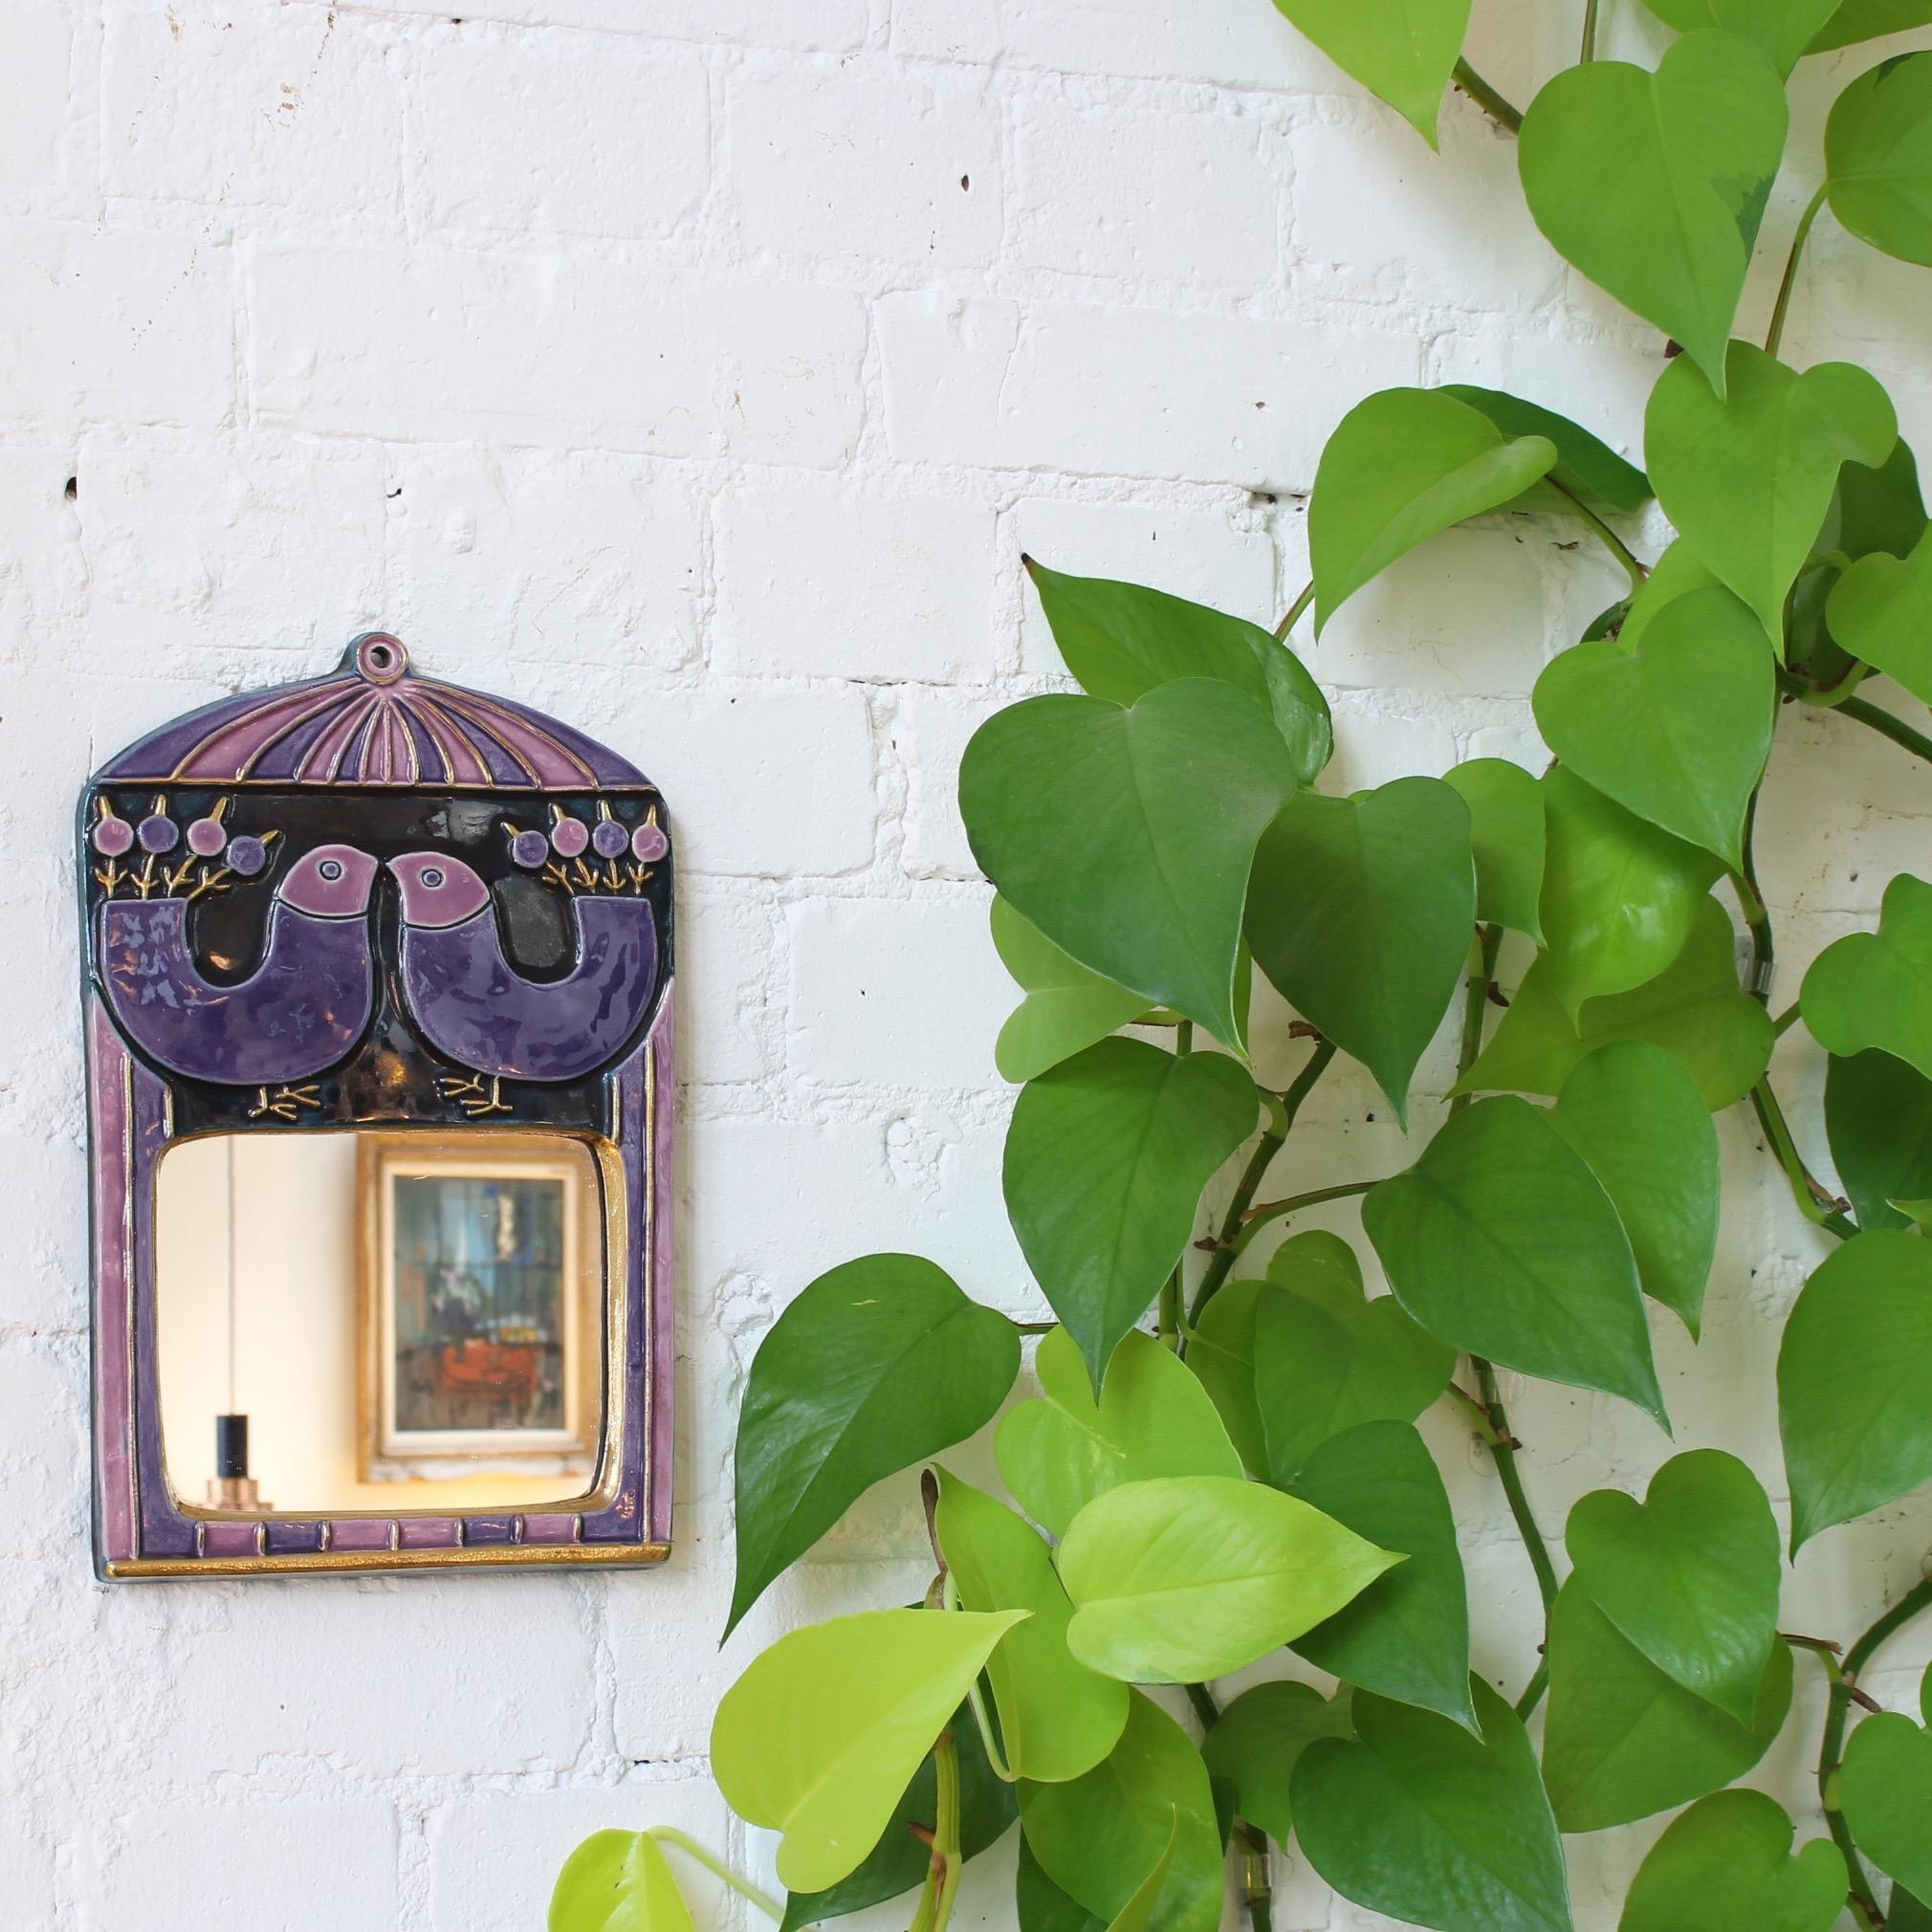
<box><xmin>156</xmin><ymin>1131</ymin><xmax>605</xmax><ymax>1517</ymax></box>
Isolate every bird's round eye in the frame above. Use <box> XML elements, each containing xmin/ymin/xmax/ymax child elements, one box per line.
<box><xmin>422</xmin><ymin>867</ymin><xmax>445</xmax><ymax>889</ymax></box>
<box><xmin>318</xmin><ymin>859</ymin><xmax>343</xmax><ymax>882</ymax></box>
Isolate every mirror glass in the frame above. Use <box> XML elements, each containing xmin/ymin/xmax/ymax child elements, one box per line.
<box><xmin>156</xmin><ymin>1129</ymin><xmax>607</xmax><ymax>1516</ymax></box>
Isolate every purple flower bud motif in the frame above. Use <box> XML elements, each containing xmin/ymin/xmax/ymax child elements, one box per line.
<box><xmin>187</xmin><ymin>814</ymin><xmax>228</xmax><ymax>857</ymax></box>
<box><xmin>549</xmin><ymin>811</ymin><xmax>589</xmax><ymax>859</ymax></box>
<box><xmin>92</xmin><ymin>804</ymin><xmax>135</xmax><ymax>857</ymax></box>
<box><xmin>228</xmin><ymin>835</ymin><xmax>269</xmax><ymax>878</ymax></box>
<box><xmin>510</xmin><ymin>828</ymin><xmax>550</xmax><ymax>869</ymax></box>
<box><xmin>138</xmin><ymin>812</ymin><xmax>180</xmax><ymax>854</ymax></box>
<box><xmin>631</xmin><ymin>810</ymin><xmax>668</xmax><ymax>863</ymax></box>
<box><xmin>592</xmin><ymin>817</ymin><xmax>629</xmax><ymax>859</ymax></box>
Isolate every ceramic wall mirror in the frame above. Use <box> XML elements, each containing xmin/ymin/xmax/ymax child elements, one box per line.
<box><xmin>82</xmin><ymin>633</ymin><xmax>673</xmax><ymax>1578</ymax></box>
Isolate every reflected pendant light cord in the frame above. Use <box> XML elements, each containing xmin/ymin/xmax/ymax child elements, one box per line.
<box><xmin>226</xmin><ymin>1135</ymin><xmax>238</xmax><ymax>1415</ymax></box>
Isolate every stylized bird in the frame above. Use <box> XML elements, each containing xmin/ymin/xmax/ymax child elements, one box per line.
<box><xmin>387</xmin><ymin>851</ymin><xmax>660</xmax><ymax>1112</ymax></box>
<box><xmin>96</xmin><ymin>844</ymin><xmax>380</xmax><ymax>1089</ymax></box>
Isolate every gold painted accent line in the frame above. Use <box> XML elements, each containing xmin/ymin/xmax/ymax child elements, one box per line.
<box><xmin>105</xmin><ymin>1540</ymin><xmax>670</xmax><ymax>1579</ymax></box>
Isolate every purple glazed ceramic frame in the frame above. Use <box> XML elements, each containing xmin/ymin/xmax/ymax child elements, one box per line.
<box><xmin>83</xmin><ymin>635</ymin><xmax>674</xmax><ymax>1580</ymax></box>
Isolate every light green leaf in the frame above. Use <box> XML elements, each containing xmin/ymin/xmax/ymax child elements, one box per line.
<box><xmin>1812</xmin><ymin>0</ymin><xmax>1932</xmax><ymax>51</ymax></box>
<box><xmin>1841</xmin><ymin>1700</ymin><xmax>1932</xmax><ymax>1900</ymax></box>
<box><xmin>1023</xmin><ymin>559</ymin><xmax>1332</xmax><ymax>785</ymax></box>
<box><xmin>1057</xmin><ymin>1474</ymin><xmax>1401</xmax><ymax>1683</ymax></box>
<box><xmin>1538</xmin><ymin>765</ymin><xmax>1723</xmax><ymax>1018</ymax></box>
<box><xmin>1289</xmin><ymin>1421</ymin><xmax>1476</xmax><ymax>1730</ymax></box>
<box><xmin>1308</xmin><ymin>388</ymin><xmax>1557</xmax><ymax>630</ymax></box>
<box><xmin>1647</xmin><ymin>341</ymin><xmax>1898</xmax><ymax>647</ymax></box>
<box><xmin>934</xmin><ymin>1469</ymin><xmax>1130</xmax><ymax>1784</ymax></box>
<box><xmin>1565</xmin><ymin>1451</ymin><xmax>1781</xmax><ymax>1725</ymax></box>
<box><xmin>1444</xmin><ymin>757</ymin><xmax>1547</xmax><ymax>941</ymax></box>
<box><xmin>1541</xmin><ymin>1580</ymin><xmax>1793</xmax><ymax>1832</ymax></box>
<box><xmin>1532</xmin><ymin>584</ymin><xmax>1774</xmax><ymax>868</ymax></box>
<box><xmin>1518</xmin><ymin>33</ymin><xmax>1788</xmax><ymax>391</ymax></box>
<box><xmin>1102</xmin><ymin>1815</ymin><xmax>1179</xmax><ymax>1932</ymax></box>
<box><xmin>729</xmin><ymin>1256</ymin><xmax>1020</xmax><ymax>1638</ymax></box>
<box><xmin>713</xmin><ymin>1609</ymin><xmax>1029</xmax><ymax>1894</ymax></box>
<box><xmin>992</xmin><ymin>897</ymin><xmax>1151</xmax><ymax>1086</ymax></box>
<box><xmin>1803</xmin><ymin>874</ymin><xmax>1932</xmax><ymax>1083</ymax></box>
<box><xmin>1459</xmin><ymin>896</ymin><xmax>1772</xmax><ymax>1109</ymax></box>
<box><xmin>1364</xmin><ymin>1094</ymin><xmax>1665</xmax><ymax>1422</ymax></box>
<box><xmin>1640</xmin><ymin>0</ymin><xmax>1839</xmax><ymax>75</ymax></box>
<box><xmin>1266</xmin><ymin>0</ymin><xmax>1473</xmax><ymax>146</ymax></box>
<box><xmin>1826</xmin><ymin>1048</ymin><xmax>1932</xmax><ymax>1232</ymax></box>
<box><xmin>551</xmin><ymin>1832</ymin><xmax>696</xmax><ymax>1932</ymax></box>
<box><xmin>1439</xmin><ymin>385</ymin><xmax>1652</xmax><ymax>516</ymax></box>
<box><xmin>1779</xmin><ymin>1229</ymin><xmax>1932</xmax><ymax>1548</ymax></box>
<box><xmin>1617</xmin><ymin>1790</ymin><xmax>1848</xmax><ymax>1932</ymax></box>
<box><xmin>961</xmin><ymin>681</ymin><xmax>1294</xmax><ymax>1047</ymax></box>
<box><xmin>1244</xmin><ymin>777</ymin><xmax>1475</xmax><ymax>1123</ymax></box>
<box><xmin>1830</xmin><ymin>524</ymin><xmax>1932</xmax><ymax>705</ymax></box>
<box><xmin>1019</xmin><ymin>1692</ymin><xmax>1223</xmax><ymax>1932</ymax></box>
<box><xmin>1552</xmin><ymin>1041</ymin><xmax>1721</xmax><ymax>1335</ymax></box>
<box><xmin>1005</xmin><ymin>1040</ymin><xmax>1259</xmax><ymax>1393</ymax></box>
<box><xmin>999</xmin><ymin>1328</ymin><xmax>1242</xmax><ymax>1540</ymax></box>
<box><xmin>1200</xmin><ymin>1681</ymin><xmax>1352</xmax><ymax>1846</ymax></box>
<box><xmin>1828</xmin><ymin>51</ymin><xmax>1932</xmax><ymax>267</ymax></box>
<box><xmin>1293</xmin><ymin>1679</ymin><xmax>1573</xmax><ymax>1932</ymax></box>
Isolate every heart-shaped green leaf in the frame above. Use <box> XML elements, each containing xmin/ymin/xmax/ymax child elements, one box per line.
<box><xmin>1827</xmin><ymin>1048</ymin><xmax>1932</xmax><ymax>1232</ymax></box>
<box><xmin>1552</xmin><ymin>1042</ymin><xmax>1721</xmax><ymax>1335</ymax></box>
<box><xmin>1459</xmin><ymin>896</ymin><xmax>1772</xmax><ymax>1109</ymax></box>
<box><xmin>1293</xmin><ymin>1679</ymin><xmax>1572</xmax><ymax>1932</ymax></box>
<box><xmin>992</xmin><ymin>897</ymin><xmax>1151</xmax><ymax>1086</ymax></box>
<box><xmin>1538</xmin><ymin>766</ymin><xmax>1723</xmax><ymax>1017</ymax></box>
<box><xmin>1830</xmin><ymin>524</ymin><xmax>1932</xmax><ymax>704</ymax></box>
<box><xmin>1439</xmin><ymin>386</ymin><xmax>1652</xmax><ymax>516</ymax></box>
<box><xmin>1648</xmin><ymin>342</ymin><xmax>1898</xmax><ymax>646</ymax></box>
<box><xmin>1057</xmin><ymin>1474</ymin><xmax>1401</xmax><ymax>1683</ymax></box>
<box><xmin>1018</xmin><ymin>1838</ymin><xmax>1105</xmax><ymax>1932</ymax></box>
<box><xmin>1617</xmin><ymin>1790</ymin><xmax>1848</xmax><ymax>1932</ymax></box>
<box><xmin>1364</xmin><ymin>1094</ymin><xmax>1665</xmax><ymax>1422</ymax></box>
<box><xmin>714</xmin><ymin>1608</ymin><xmax>1029</xmax><ymax>1894</ymax></box>
<box><xmin>1779</xmin><ymin>1229</ymin><xmax>1932</xmax><ymax>1548</ymax></box>
<box><xmin>1565</xmin><ymin>1450</ymin><xmax>1781</xmax><ymax>1725</ymax></box>
<box><xmin>1308</xmin><ymin>388</ymin><xmax>1557</xmax><ymax>630</ymax></box>
<box><xmin>1828</xmin><ymin>50</ymin><xmax>1932</xmax><ymax>267</ymax></box>
<box><xmin>1533</xmin><ymin>584</ymin><xmax>1774</xmax><ymax>868</ymax></box>
<box><xmin>1812</xmin><ymin>0</ymin><xmax>1932</xmax><ymax>51</ymax></box>
<box><xmin>1101</xmin><ymin>1816</ymin><xmax>1179</xmax><ymax>1932</ymax></box>
<box><xmin>934</xmin><ymin>1469</ymin><xmax>1131</xmax><ymax>1784</ymax></box>
<box><xmin>998</xmin><ymin>1328</ymin><xmax>1242</xmax><ymax>1539</ymax></box>
<box><xmin>1200</xmin><ymin>1681</ymin><xmax>1353</xmax><ymax>1846</ymax></box>
<box><xmin>1024</xmin><ymin>560</ymin><xmax>1332</xmax><ymax>785</ymax></box>
<box><xmin>551</xmin><ymin>1832</ymin><xmax>695</xmax><ymax>1932</ymax></box>
<box><xmin>960</xmin><ymin>680</ymin><xmax>1296</xmax><ymax>1047</ymax></box>
<box><xmin>1005</xmin><ymin>1039</ymin><xmax>1259</xmax><ymax>1393</ymax></box>
<box><xmin>1244</xmin><ymin>777</ymin><xmax>1475</xmax><ymax>1123</ymax></box>
<box><xmin>1289</xmin><ymin>1421</ymin><xmax>1476</xmax><ymax>1731</ymax></box>
<box><xmin>1019</xmin><ymin>1692</ymin><xmax>1223</xmax><ymax>1932</ymax></box>
<box><xmin>1833</xmin><ymin>436</ymin><xmax>1930</xmax><ymax>562</ymax></box>
<box><xmin>1842</xmin><ymin>1700</ymin><xmax>1932</xmax><ymax>1900</ymax></box>
<box><xmin>1444</xmin><ymin>757</ymin><xmax>1547</xmax><ymax>941</ymax></box>
<box><xmin>1803</xmin><ymin>874</ymin><xmax>1932</xmax><ymax>1082</ymax></box>
<box><xmin>1266</xmin><ymin>0</ymin><xmax>1473</xmax><ymax>145</ymax></box>
<box><xmin>1640</xmin><ymin>0</ymin><xmax>1839</xmax><ymax>74</ymax></box>
<box><xmin>1519</xmin><ymin>33</ymin><xmax>1788</xmax><ymax>391</ymax></box>
<box><xmin>729</xmin><ymin>1256</ymin><xmax>1021</xmax><ymax>1638</ymax></box>
<box><xmin>1541</xmin><ymin>1579</ymin><xmax>1793</xmax><ymax>1832</ymax></box>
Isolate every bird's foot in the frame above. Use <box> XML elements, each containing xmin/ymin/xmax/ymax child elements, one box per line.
<box><xmin>436</xmin><ymin>1073</ymin><xmax>512</xmax><ymax>1117</ymax></box>
<box><xmin>249</xmin><ymin>1083</ymin><xmax>322</xmax><ymax>1122</ymax></box>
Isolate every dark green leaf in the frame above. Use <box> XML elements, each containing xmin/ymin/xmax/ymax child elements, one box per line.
<box><xmin>1803</xmin><ymin>874</ymin><xmax>1932</xmax><ymax>1083</ymax></box>
<box><xmin>1841</xmin><ymin>1698</ymin><xmax>1932</xmax><ymax>1900</ymax></box>
<box><xmin>1363</xmin><ymin>1094</ymin><xmax>1665</xmax><ymax>1423</ymax></box>
<box><xmin>1518</xmin><ymin>33</ymin><xmax>1788</xmax><ymax>391</ymax></box>
<box><xmin>1779</xmin><ymin>1229</ymin><xmax>1932</xmax><ymax>1549</ymax></box>
<box><xmin>1004</xmin><ymin>1039</ymin><xmax>1259</xmax><ymax>1392</ymax></box>
<box><xmin>1833</xmin><ymin>437</ymin><xmax>1929</xmax><ymax>562</ymax></box>
<box><xmin>1293</xmin><ymin>1679</ymin><xmax>1572</xmax><ymax>1932</ymax></box>
<box><xmin>1828</xmin><ymin>50</ymin><xmax>1932</xmax><ymax>267</ymax></box>
<box><xmin>1541</xmin><ymin>1580</ymin><xmax>1793</xmax><ymax>1832</ymax></box>
<box><xmin>1826</xmin><ymin>1048</ymin><xmax>1932</xmax><ymax>1232</ymax></box>
<box><xmin>1443</xmin><ymin>757</ymin><xmax>1546</xmax><ymax>941</ymax></box>
<box><xmin>1289</xmin><ymin>1421</ymin><xmax>1475</xmax><ymax>1730</ymax></box>
<box><xmin>1023</xmin><ymin>560</ymin><xmax>1332</xmax><ymax>785</ymax></box>
<box><xmin>1018</xmin><ymin>1836</ymin><xmax>1105</xmax><ymax>1932</ymax></box>
<box><xmin>1893</xmin><ymin>1888</ymin><xmax>1932</xmax><ymax>1932</ymax></box>
<box><xmin>1640</xmin><ymin>0</ymin><xmax>1838</xmax><ymax>75</ymax></box>
<box><xmin>1200</xmin><ymin>1681</ymin><xmax>1352</xmax><ymax>1846</ymax></box>
<box><xmin>1617</xmin><ymin>1790</ymin><xmax>1847</xmax><ymax>1932</ymax></box>
<box><xmin>1266</xmin><ymin>0</ymin><xmax>1473</xmax><ymax>145</ymax></box>
<box><xmin>960</xmin><ymin>681</ymin><xmax>1296</xmax><ymax>1046</ymax></box>
<box><xmin>1829</xmin><ymin>523</ymin><xmax>1932</xmax><ymax>705</ymax></box>
<box><xmin>1440</xmin><ymin>385</ymin><xmax>1652</xmax><ymax>515</ymax></box>
<box><xmin>728</xmin><ymin>1256</ymin><xmax>1020</xmax><ymax>1637</ymax></box>
<box><xmin>1244</xmin><ymin>777</ymin><xmax>1475</xmax><ymax>1123</ymax></box>
<box><xmin>992</xmin><ymin>897</ymin><xmax>1151</xmax><ymax>1086</ymax></box>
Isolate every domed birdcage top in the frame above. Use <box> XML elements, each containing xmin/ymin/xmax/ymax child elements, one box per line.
<box><xmin>96</xmin><ymin>634</ymin><xmax>649</xmax><ymax>791</ymax></box>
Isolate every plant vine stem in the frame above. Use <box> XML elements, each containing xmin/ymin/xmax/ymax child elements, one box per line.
<box><xmin>649</xmin><ymin>1831</ymin><xmax>785</xmax><ymax>1923</ymax></box>
<box><xmin>1183</xmin><ymin>1684</ymin><xmax>1275</xmax><ymax>1932</ymax></box>
<box><xmin>1736</xmin><ymin>788</ymin><xmax>1774</xmax><ymax>1003</ymax></box>
<box><xmin>1474</xmin><ymin>1358</ymin><xmax>1561</xmax><ymax>1622</ymax></box>
<box><xmin>1544</xmin><ymin>477</ymin><xmax>1648</xmax><ymax>591</ymax></box>
<box><xmin>1188</xmin><ymin>1041</ymin><xmax>1338</xmax><ymax>1326</ymax></box>
<box><xmin>1836</xmin><ymin>691</ymin><xmax>1932</xmax><ymax>767</ymax></box>
<box><xmin>906</xmin><ymin>1732</ymin><xmax>964</xmax><ymax>1932</ymax></box>
<box><xmin>1766</xmin><ymin>183</ymin><xmax>1829</xmax><ymax>362</ymax></box>
<box><xmin>1450</xmin><ymin>924</ymin><xmax>1503</xmax><ymax>1117</ymax></box>
<box><xmin>1451</xmin><ymin>58</ymin><xmax>1524</xmax><ymax>134</ymax></box>
<box><xmin>1229</xmin><ymin>1179</ymin><xmax>1377</xmax><ymax>1259</ymax></box>
<box><xmin>1750</xmin><ymin>1080</ymin><xmax>1857</xmax><ymax>1239</ymax></box>
<box><xmin>1275</xmin><ymin>579</ymin><xmax>1315</xmax><ymax>642</ymax></box>
<box><xmin>1580</xmin><ymin>0</ymin><xmax>1600</xmax><ymax>61</ymax></box>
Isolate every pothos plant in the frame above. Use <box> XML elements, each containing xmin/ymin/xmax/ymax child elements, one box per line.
<box><xmin>552</xmin><ymin>6</ymin><xmax>1932</xmax><ymax>1932</ymax></box>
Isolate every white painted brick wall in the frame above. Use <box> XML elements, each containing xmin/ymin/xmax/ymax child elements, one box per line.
<box><xmin>6</xmin><ymin>4</ymin><xmax>1932</xmax><ymax>1928</ymax></box>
